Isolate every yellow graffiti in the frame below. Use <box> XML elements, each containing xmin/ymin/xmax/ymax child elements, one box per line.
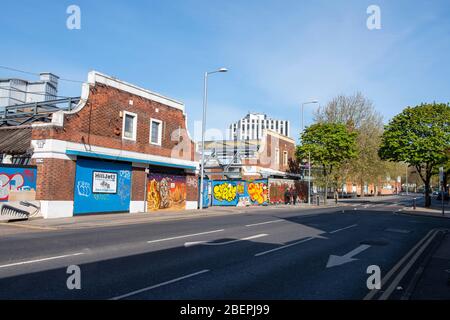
<box><xmin>213</xmin><ymin>183</ymin><xmax>237</xmax><ymax>202</ymax></box>
<box><xmin>248</xmin><ymin>182</ymin><xmax>268</xmax><ymax>204</ymax></box>
<box><xmin>237</xmin><ymin>183</ymin><xmax>245</xmax><ymax>194</ymax></box>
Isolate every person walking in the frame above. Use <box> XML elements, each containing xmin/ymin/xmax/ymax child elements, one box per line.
<box><xmin>284</xmin><ymin>188</ymin><xmax>291</xmax><ymax>205</ymax></box>
<box><xmin>334</xmin><ymin>190</ymin><xmax>339</xmax><ymax>204</ymax></box>
<box><xmin>292</xmin><ymin>188</ymin><xmax>297</xmax><ymax>205</ymax></box>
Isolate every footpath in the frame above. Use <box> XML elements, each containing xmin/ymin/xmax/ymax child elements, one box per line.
<box><xmin>0</xmin><ymin>202</ymin><xmax>338</xmax><ymax>232</ymax></box>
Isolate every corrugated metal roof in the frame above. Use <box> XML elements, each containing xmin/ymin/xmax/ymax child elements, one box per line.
<box><xmin>0</xmin><ymin>128</ymin><xmax>32</xmax><ymax>155</ymax></box>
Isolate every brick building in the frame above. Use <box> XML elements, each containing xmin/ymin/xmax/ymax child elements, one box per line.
<box><xmin>0</xmin><ymin>71</ymin><xmax>199</xmax><ymax>219</ymax></box>
<box><xmin>200</xmin><ymin>129</ymin><xmax>296</xmax><ymax>180</ymax></box>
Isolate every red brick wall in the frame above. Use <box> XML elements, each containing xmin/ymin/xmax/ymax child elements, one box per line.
<box><xmin>243</xmin><ymin>133</ymin><xmax>295</xmax><ymax>172</ymax></box>
<box><xmin>131</xmin><ymin>167</ymin><xmax>146</xmax><ymax>201</ymax></box>
<box><xmin>186</xmin><ymin>173</ymin><xmax>198</xmax><ymax>201</ymax></box>
<box><xmin>33</xmin><ymin>158</ymin><xmax>76</xmax><ymax>201</ymax></box>
<box><xmin>31</xmin><ymin>84</ymin><xmax>196</xmax><ymax>161</ymax></box>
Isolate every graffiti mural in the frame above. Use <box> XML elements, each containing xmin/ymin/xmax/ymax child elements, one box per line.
<box><xmin>268</xmin><ymin>178</ymin><xmax>308</xmax><ymax>204</ymax></box>
<box><xmin>147</xmin><ymin>173</ymin><xmax>187</xmax><ymax>211</ymax></box>
<box><xmin>247</xmin><ymin>180</ymin><xmax>269</xmax><ymax>205</ymax></box>
<box><xmin>0</xmin><ymin>166</ymin><xmax>37</xmax><ymax>202</ymax></box>
<box><xmin>0</xmin><ymin>166</ymin><xmax>39</xmax><ymax>221</ymax></box>
<box><xmin>212</xmin><ymin>181</ymin><xmax>239</xmax><ymax>206</ymax></box>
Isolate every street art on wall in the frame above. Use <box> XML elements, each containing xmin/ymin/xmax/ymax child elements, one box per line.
<box><xmin>268</xmin><ymin>178</ymin><xmax>308</xmax><ymax>204</ymax></box>
<box><xmin>212</xmin><ymin>181</ymin><xmax>239</xmax><ymax>206</ymax></box>
<box><xmin>211</xmin><ymin>179</ymin><xmax>269</xmax><ymax>206</ymax></box>
<box><xmin>73</xmin><ymin>158</ymin><xmax>131</xmax><ymax>215</ymax></box>
<box><xmin>247</xmin><ymin>180</ymin><xmax>269</xmax><ymax>205</ymax></box>
<box><xmin>147</xmin><ymin>173</ymin><xmax>187</xmax><ymax>211</ymax></box>
<box><xmin>0</xmin><ymin>165</ymin><xmax>40</xmax><ymax>221</ymax></box>
<box><xmin>0</xmin><ymin>166</ymin><xmax>37</xmax><ymax>202</ymax></box>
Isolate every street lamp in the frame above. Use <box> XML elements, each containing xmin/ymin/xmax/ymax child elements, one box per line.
<box><xmin>199</xmin><ymin>68</ymin><xmax>228</xmax><ymax>210</ymax></box>
<box><xmin>301</xmin><ymin>100</ymin><xmax>318</xmax><ymax>205</ymax></box>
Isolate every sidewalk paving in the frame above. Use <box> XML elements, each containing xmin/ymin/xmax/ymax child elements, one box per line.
<box><xmin>0</xmin><ymin>203</ymin><xmax>336</xmax><ymax>232</ymax></box>
<box><xmin>401</xmin><ymin>198</ymin><xmax>450</xmax><ymax>219</ymax></box>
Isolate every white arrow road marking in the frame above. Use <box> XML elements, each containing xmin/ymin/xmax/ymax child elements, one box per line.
<box><xmin>326</xmin><ymin>244</ymin><xmax>371</xmax><ymax>268</ymax></box>
<box><xmin>185</xmin><ymin>234</ymin><xmax>268</xmax><ymax>247</ymax></box>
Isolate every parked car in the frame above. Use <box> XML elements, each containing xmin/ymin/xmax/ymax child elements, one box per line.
<box><xmin>437</xmin><ymin>192</ymin><xmax>449</xmax><ymax>201</ymax></box>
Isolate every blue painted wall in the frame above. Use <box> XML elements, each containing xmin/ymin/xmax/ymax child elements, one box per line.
<box><xmin>73</xmin><ymin>158</ymin><xmax>131</xmax><ymax>215</ymax></box>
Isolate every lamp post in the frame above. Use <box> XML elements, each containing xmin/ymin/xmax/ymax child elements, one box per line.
<box><xmin>301</xmin><ymin>100</ymin><xmax>318</xmax><ymax>205</ymax></box>
<box><xmin>199</xmin><ymin>68</ymin><xmax>228</xmax><ymax>210</ymax></box>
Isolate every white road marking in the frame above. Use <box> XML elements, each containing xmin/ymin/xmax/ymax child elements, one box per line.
<box><xmin>379</xmin><ymin>229</ymin><xmax>441</xmax><ymax>300</ymax></box>
<box><xmin>185</xmin><ymin>234</ymin><xmax>268</xmax><ymax>247</ymax></box>
<box><xmin>385</xmin><ymin>228</ymin><xmax>410</xmax><ymax>234</ymax></box>
<box><xmin>0</xmin><ymin>252</ymin><xmax>84</xmax><ymax>269</ymax></box>
<box><xmin>255</xmin><ymin>237</ymin><xmax>314</xmax><ymax>257</ymax></box>
<box><xmin>326</xmin><ymin>244</ymin><xmax>371</xmax><ymax>268</ymax></box>
<box><xmin>245</xmin><ymin>220</ymin><xmax>284</xmax><ymax>227</ymax></box>
<box><xmin>364</xmin><ymin>229</ymin><xmax>437</xmax><ymax>300</ymax></box>
<box><xmin>329</xmin><ymin>224</ymin><xmax>358</xmax><ymax>234</ymax></box>
<box><xmin>147</xmin><ymin>229</ymin><xmax>224</xmax><ymax>244</ymax></box>
<box><xmin>110</xmin><ymin>269</ymin><xmax>210</xmax><ymax>300</ymax></box>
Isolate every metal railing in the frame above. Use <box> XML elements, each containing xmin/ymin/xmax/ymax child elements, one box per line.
<box><xmin>0</xmin><ymin>97</ymin><xmax>81</xmax><ymax>126</ymax></box>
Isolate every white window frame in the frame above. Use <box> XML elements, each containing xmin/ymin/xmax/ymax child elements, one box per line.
<box><xmin>150</xmin><ymin>118</ymin><xmax>163</xmax><ymax>146</ymax></box>
<box><xmin>283</xmin><ymin>151</ymin><xmax>288</xmax><ymax>166</ymax></box>
<box><xmin>122</xmin><ymin>111</ymin><xmax>138</xmax><ymax>141</ymax></box>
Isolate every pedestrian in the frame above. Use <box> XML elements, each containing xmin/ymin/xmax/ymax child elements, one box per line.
<box><xmin>284</xmin><ymin>188</ymin><xmax>291</xmax><ymax>205</ymax></box>
<box><xmin>292</xmin><ymin>188</ymin><xmax>297</xmax><ymax>205</ymax></box>
<box><xmin>334</xmin><ymin>190</ymin><xmax>338</xmax><ymax>204</ymax></box>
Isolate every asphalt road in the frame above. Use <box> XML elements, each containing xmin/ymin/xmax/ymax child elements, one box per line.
<box><xmin>0</xmin><ymin>195</ymin><xmax>448</xmax><ymax>300</ymax></box>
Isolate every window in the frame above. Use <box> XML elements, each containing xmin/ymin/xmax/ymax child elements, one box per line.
<box><xmin>150</xmin><ymin>118</ymin><xmax>163</xmax><ymax>145</ymax></box>
<box><xmin>122</xmin><ymin>111</ymin><xmax>137</xmax><ymax>141</ymax></box>
<box><xmin>275</xmin><ymin>148</ymin><xmax>280</xmax><ymax>165</ymax></box>
<box><xmin>283</xmin><ymin>151</ymin><xmax>288</xmax><ymax>166</ymax></box>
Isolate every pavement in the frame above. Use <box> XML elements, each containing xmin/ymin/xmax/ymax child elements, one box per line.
<box><xmin>0</xmin><ymin>195</ymin><xmax>448</xmax><ymax>300</ymax></box>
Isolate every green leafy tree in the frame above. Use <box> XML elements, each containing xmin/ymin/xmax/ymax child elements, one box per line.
<box><xmin>296</xmin><ymin>123</ymin><xmax>357</xmax><ymax>202</ymax></box>
<box><xmin>315</xmin><ymin>92</ymin><xmax>386</xmax><ymax>196</ymax></box>
<box><xmin>379</xmin><ymin>103</ymin><xmax>450</xmax><ymax>207</ymax></box>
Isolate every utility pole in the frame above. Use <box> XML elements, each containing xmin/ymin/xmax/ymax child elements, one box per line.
<box><xmin>406</xmin><ymin>164</ymin><xmax>409</xmax><ymax>195</ymax></box>
<box><xmin>308</xmin><ymin>151</ymin><xmax>311</xmax><ymax>205</ymax></box>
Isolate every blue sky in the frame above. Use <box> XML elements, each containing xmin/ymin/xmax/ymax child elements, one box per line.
<box><xmin>1</xmin><ymin>0</ymin><xmax>449</xmax><ymax>142</ymax></box>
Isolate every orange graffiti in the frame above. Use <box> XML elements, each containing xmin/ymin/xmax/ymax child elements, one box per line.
<box><xmin>248</xmin><ymin>182</ymin><xmax>268</xmax><ymax>204</ymax></box>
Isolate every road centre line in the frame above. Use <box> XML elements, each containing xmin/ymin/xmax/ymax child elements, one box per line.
<box><xmin>255</xmin><ymin>237</ymin><xmax>314</xmax><ymax>257</ymax></box>
<box><xmin>147</xmin><ymin>229</ymin><xmax>225</xmax><ymax>244</ymax></box>
<box><xmin>329</xmin><ymin>224</ymin><xmax>358</xmax><ymax>234</ymax></box>
<box><xmin>245</xmin><ymin>220</ymin><xmax>284</xmax><ymax>227</ymax></box>
<box><xmin>0</xmin><ymin>252</ymin><xmax>84</xmax><ymax>269</ymax></box>
<box><xmin>185</xmin><ymin>234</ymin><xmax>268</xmax><ymax>247</ymax></box>
<box><xmin>110</xmin><ymin>269</ymin><xmax>210</xmax><ymax>300</ymax></box>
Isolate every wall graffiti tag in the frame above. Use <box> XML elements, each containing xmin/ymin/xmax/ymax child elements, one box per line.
<box><xmin>0</xmin><ymin>167</ymin><xmax>37</xmax><ymax>202</ymax></box>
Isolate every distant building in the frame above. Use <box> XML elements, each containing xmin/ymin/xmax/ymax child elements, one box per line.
<box><xmin>199</xmin><ymin>129</ymin><xmax>297</xmax><ymax>180</ymax></box>
<box><xmin>229</xmin><ymin>113</ymin><xmax>290</xmax><ymax>140</ymax></box>
<box><xmin>0</xmin><ymin>72</ymin><xmax>59</xmax><ymax>111</ymax></box>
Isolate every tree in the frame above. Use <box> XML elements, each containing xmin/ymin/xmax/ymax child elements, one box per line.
<box><xmin>315</xmin><ymin>92</ymin><xmax>386</xmax><ymax>196</ymax></box>
<box><xmin>379</xmin><ymin>103</ymin><xmax>450</xmax><ymax>207</ymax></box>
<box><xmin>296</xmin><ymin>123</ymin><xmax>357</xmax><ymax>203</ymax></box>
